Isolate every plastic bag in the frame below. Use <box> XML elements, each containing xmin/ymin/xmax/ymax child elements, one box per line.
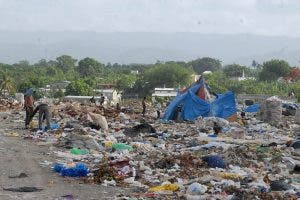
<box><xmin>112</xmin><ymin>143</ymin><xmax>133</xmax><ymax>151</ymax></box>
<box><xmin>149</xmin><ymin>183</ymin><xmax>179</xmax><ymax>192</ymax></box>
<box><xmin>186</xmin><ymin>182</ymin><xmax>207</xmax><ymax>195</ymax></box>
<box><xmin>88</xmin><ymin>112</ymin><xmax>108</xmax><ymax>133</ymax></box>
<box><xmin>53</xmin><ymin>163</ymin><xmax>89</xmax><ymax>177</ymax></box>
<box><xmin>70</xmin><ymin>148</ymin><xmax>89</xmax><ymax>155</ymax></box>
<box><xmin>202</xmin><ymin>155</ymin><xmax>225</xmax><ymax>168</ymax></box>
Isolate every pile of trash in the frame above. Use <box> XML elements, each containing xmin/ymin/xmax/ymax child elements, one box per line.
<box><xmin>10</xmin><ymin>98</ymin><xmax>300</xmax><ymax>199</ymax></box>
<box><xmin>0</xmin><ymin>98</ymin><xmax>22</xmax><ymax>111</ymax></box>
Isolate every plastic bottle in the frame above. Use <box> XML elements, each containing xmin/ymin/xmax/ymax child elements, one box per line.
<box><xmin>112</xmin><ymin>143</ymin><xmax>133</xmax><ymax>151</ymax></box>
<box><xmin>70</xmin><ymin>148</ymin><xmax>89</xmax><ymax>155</ymax></box>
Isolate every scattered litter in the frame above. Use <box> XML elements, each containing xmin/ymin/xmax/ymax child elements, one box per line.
<box><xmin>4</xmin><ymin>132</ymin><xmax>19</xmax><ymax>137</ymax></box>
<box><xmin>9</xmin><ymin>173</ymin><xmax>28</xmax><ymax>178</ymax></box>
<box><xmin>61</xmin><ymin>194</ymin><xmax>74</xmax><ymax>200</ymax></box>
<box><xmin>148</xmin><ymin>183</ymin><xmax>179</xmax><ymax>192</ymax></box>
<box><xmin>70</xmin><ymin>148</ymin><xmax>89</xmax><ymax>155</ymax></box>
<box><xmin>202</xmin><ymin>155</ymin><xmax>226</xmax><ymax>169</ymax></box>
<box><xmin>112</xmin><ymin>143</ymin><xmax>133</xmax><ymax>151</ymax></box>
<box><xmin>1</xmin><ymin>88</ymin><xmax>299</xmax><ymax>199</ymax></box>
<box><xmin>3</xmin><ymin>187</ymin><xmax>43</xmax><ymax>192</ymax></box>
<box><xmin>53</xmin><ymin>163</ymin><xmax>89</xmax><ymax>177</ymax></box>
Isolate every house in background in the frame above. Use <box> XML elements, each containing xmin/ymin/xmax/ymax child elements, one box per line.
<box><xmin>50</xmin><ymin>80</ymin><xmax>70</xmax><ymax>92</ymax></box>
<box><xmin>130</xmin><ymin>70</ymin><xmax>139</xmax><ymax>75</ymax></box>
<box><xmin>94</xmin><ymin>84</ymin><xmax>121</xmax><ymax>103</ymax></box>
<box><xmin>94</xmin><ymin>89</ymin><xmax>121</xmax><ymax>104</ymax></box>
<box><xmin>64</xmin><ymin>96</ymin><xmax>101</xmax><ymax>104</ymax></box>
<box><xmin>230</xmin><ymin>71</ymin><xmax>256</xmax><ymax>81</ymax></box>
<box><xmin>37</xmin><ymin>85</ymin><xmax>51</xmax><ymax>97</ymax></box>
<box><xmin>152</xmin><ymin>88</ymin><xmax>178</xmax><ymax>98</ymax></box>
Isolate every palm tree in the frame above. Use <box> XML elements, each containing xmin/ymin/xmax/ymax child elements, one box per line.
<box><xmin>0</xmin><ymin>73</ymin><xmax>15</xmax><ymax>97</ymax></box>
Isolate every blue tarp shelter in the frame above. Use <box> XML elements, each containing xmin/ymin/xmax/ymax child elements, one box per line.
<box><xmin>244</xmin><ymin>103</ymin><xmax>260</xmax><ymax>113</ymax></box>
<box><xmin>163</xmin><ymin>78</ymin><xmax>237</xmax><ymax>121</ymax></box>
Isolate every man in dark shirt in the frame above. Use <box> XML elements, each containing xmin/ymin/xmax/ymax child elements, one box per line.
<box><xmin>24</xmin><ymin>88</ymin><xmax>34</xmax><ymax>129</ymax></box>
<box><xmin>100</xmin><ymin>94</ymin><xmax>105</xmax><ymax>106</ymax></box>
<box><xmin>90</xmin><ymin>96</ymin><xmax>96</xmax><ymax>103</ymax></box>
<box><xmin>142</xmin><ymin>97</ymin><xmax>146</xmax><ymax>116</ymax></box>
<box><xmin>32</xmin><ymin>103</ymin><xmax>51</xmax><ymax>131</ymax></box>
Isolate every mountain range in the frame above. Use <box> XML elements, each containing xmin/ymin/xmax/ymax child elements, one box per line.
<box><xmin>0</xmin><ymin>31</ymin><xmax>299</xmax><ymax>66</ymax></box>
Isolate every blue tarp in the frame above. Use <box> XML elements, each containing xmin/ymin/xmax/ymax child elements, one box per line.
<box><xmin>163</xmin><ymin>80</ymin><xmax>237</xmax><ymax>121</ymax></box>
<box><xmin>282</xmin><ymin>102</ymin><xmax>299</xmax><ymax>110</ymax></box>
<box><xmin>182</xmin><ymin>90</ymin><xmax>210</xmax><ymax>120</ymax></box>
<box><xmin>210</xmin><ymin>91</ymin><xmax>237</xmax><ymax>118</ymax></box>
<box><xmin>163</xmin><ymin>93</ymin><xmax>186</xmax><ymax>121</ymax></box>
<box><xmin>245</xmin><ymin>103</ymin><xmax>260</xmax><ymax>113</ymax></box>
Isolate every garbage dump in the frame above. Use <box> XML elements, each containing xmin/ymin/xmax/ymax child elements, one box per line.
<box><xmin>0</xmin><ymin>98</ymin><xmax>22</xmax><ymax>111</ymax></box>
<box><xmin>1</xmin><ymin>87</ymin><xmax>300</xmax><ymax>199</ymax></box>
<box><xmin>260</xmin><ymin>96</ymin><xmax>283</xmax><ymax>126</ymax></box>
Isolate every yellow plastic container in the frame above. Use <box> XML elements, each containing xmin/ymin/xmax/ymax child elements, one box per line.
<box><xmin>149</xmin><ymin>183</ymin><xmax>179</xmax><ymax>192</ymax></box>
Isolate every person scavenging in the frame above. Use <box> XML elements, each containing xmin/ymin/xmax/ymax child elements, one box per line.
<box><xmin>289</xmin><ymin>90</ymin><xmax>295</xmax><ymax>97</ymax></box>
<box><xmin>90</xmin><ymin>96</ymin><xmax>96</xmax><ymax>103</ymax></box>
<box><xmin>213</xmin><ymin>122</ymin><xmax>222</xmax><ymax>135</ymax></box>
<box><xmin>32</xmin><ymin>102</ymin><xmax>51</xmax><ymax>131</ymax></box>
<box><xmin>142</xmin><ymin>97</ymin><xmax>146</xmax><ymax>116</ymax></box>
<box><xmin>24</xmin><ymin>88</ymin><xmax>34</xmax><ymax>129</ymax></box>
<box><xmin>155</xmin><ymin>101</ymin><xmax>161</xmax><ymax>119</ymax></box>
<box><xmin>100</xmin><ymin>93</ymin><xmax>105</xmax><ymax>105</ymax></box>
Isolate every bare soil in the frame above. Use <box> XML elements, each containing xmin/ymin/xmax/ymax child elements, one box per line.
<box><xmin>0</xmin><ymin>111</ymin><xmax>126</xmax><ymax>200</ymax></box>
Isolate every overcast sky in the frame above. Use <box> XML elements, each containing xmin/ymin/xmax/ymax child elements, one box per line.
<box><xmin>0</xmin><ymin>0</ymin><xmax>300</xmax><ymax>37</ymax></box>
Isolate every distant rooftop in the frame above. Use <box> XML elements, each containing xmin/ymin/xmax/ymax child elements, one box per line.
<box><xmin>154</xmin><ymin>88</ymin><xmax>177</xmax><ymax>91</ymax></box>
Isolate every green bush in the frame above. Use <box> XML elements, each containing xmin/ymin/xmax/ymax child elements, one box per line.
<box><xmin>65</xmin><ymin>80</ymin><xmax>93</xmax><ymax>96</ymax></box>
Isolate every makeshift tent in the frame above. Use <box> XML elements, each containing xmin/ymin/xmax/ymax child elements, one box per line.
<box><xmin>245</xmin><ymin>103</ymin><xmax>260</xmax><ymax>113</ymax></box>
<box><xmin>163</xmin><ymin>78</ymin><xmax>236</xmax><ymax>121</ymax></box>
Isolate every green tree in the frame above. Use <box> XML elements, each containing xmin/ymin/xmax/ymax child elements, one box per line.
<box><xmin>18</xmin><ymin>81</ymin><xmax>32</xmax><ymax>93</ymax></box>
<box><xmin>53</xmin><ymin>89</ymin><xmax>65</xmax><ymax>98</ymax></box>
<box><xmin>15</xmin><ymin>60</ymin><xmax>30</xmax><ymax>68</ymax></box>
<box><xmin>46</xmin><ymin>66</ymin><xmax>58</xmax><ymax>76</ymax></box>
<box><xmin>188</xmin><ymin>57</ymin><xmax>222</xmax><ymax>74</ymax></box>
<box><xmin>203</xmin><ymin>71</ymin><xmax>228</xmax><ymax>93</ymax></box>
<box><xmin>0</xmin><ymin>73</ymin><xmax>16</xmax><ymax>95</ymax></box>
<box><xmin>56</xmin><ymin>55</ymin><xmax>77</xmax><ymax>73</ymax></box>
<box><xmin>115</xmin><ymin>74</ymin><xmax>137</xmax><ymax>91</ymax></box>
<box><xmin>65</xmin><ymin>80</ymin><xmax>93</xmax><ymax>96</ymax></box>
<box><xmin>142</xmin><ymin>63</ymin><xmax>192</xmax><ymax>95</ymax></box>
<box><xmin>259</xmin><ymin>59</ymin><xmax>291</xmax><ymax>81</ymax></box>
<box><xmin>223</xmin><ymin>64</ymin><xmax>248</xmax><ymax>77</ymax></box>
<box><xmin>77</xmin><ymin>57</ymin><xmax>105</xmax><ymax>77</ymax></box>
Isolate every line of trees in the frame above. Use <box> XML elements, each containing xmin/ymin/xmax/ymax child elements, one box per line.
<box><xmin>0</xmin><ymin>56</ymin><xmax>299</xmax><ymax>101</ymax></box>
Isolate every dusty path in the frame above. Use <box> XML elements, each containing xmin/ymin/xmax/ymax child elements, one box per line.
<box><xmin>0</xmin><ymin>112</ymin><xmax>126</xmax><ymax>200</ymax></box>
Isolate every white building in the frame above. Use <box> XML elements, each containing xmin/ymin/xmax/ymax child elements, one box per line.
<box><xmin>50</xmin><ymin>81</ymin><xmax>70</xmax><ymax>92</ymax></box>
<box><xmin>152</xmin><ymin>88</ymin><xmax>178</xmax><ymax>97</ymax></box>
<box><xmin>64</xmin><ymin>96</ymin><xmax>101</xmax><ymax>104</ymax></box>
<box><xmin>202</xmin><ymin>71</ymin><xmax>212</xmax><ymax>75</ymax></box>
<box><xmin>94</xmin><ymin>89</ymin><xmax>121</xmax><ymax>103</ymax></box>
<box><xmin>230</xmin><ymin>71</ymin><xmax>256</xmax><ymax>81</ymax></box>
<box><xmin>130</xmin><ymin>70</ymin><xmax>139</xmax><ymax>75</ymax></box>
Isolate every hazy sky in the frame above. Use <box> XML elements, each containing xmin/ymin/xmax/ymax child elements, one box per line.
<box><xmin>0</xmin><ymin>0</ymin><xmax>300</xmax><ymax>36</ymax></box>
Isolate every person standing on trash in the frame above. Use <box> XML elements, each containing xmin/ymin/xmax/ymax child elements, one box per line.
<box><xmin>155</xmin><ymin>101</ymin><xmax>161</xmax><ymax>119</ymax></box>
<box><xmin>33</xmin><ymin>101</ymin><xmax>51</xmax><ymax>131</ymax></box>
<box><xmin>213</xmin><ymin>122</ymin><xmax>222</xmax><ymax>135</ymax></box>
<box><xmin>100</xmin><ymin>93</ymin><xmax>105</xmax><ymax>106</ymax></box>
<box><xmin>24</xmin><ymin>88</ymin><xmax>34</xmax><ymax>129</ymax></box>
<box><xmin>116</xmin><ymin>102</ymin><xmax>121</xmax><ymax>111</ymax></box>
<box><xmin>90</xmin><ymin>96</ymin><xmax>96</xmax><ymax>104</ymax></box>
<box><xmin>142</xmin><ymin>97</ymin><xmax>146</xmax><ymax>116</ymax></box>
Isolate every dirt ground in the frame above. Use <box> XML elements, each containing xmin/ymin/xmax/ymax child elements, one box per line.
<box><xmin>0</xmin><ymin>111</ymin><xmax>126</xmax><ymax>200</ymax></box>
